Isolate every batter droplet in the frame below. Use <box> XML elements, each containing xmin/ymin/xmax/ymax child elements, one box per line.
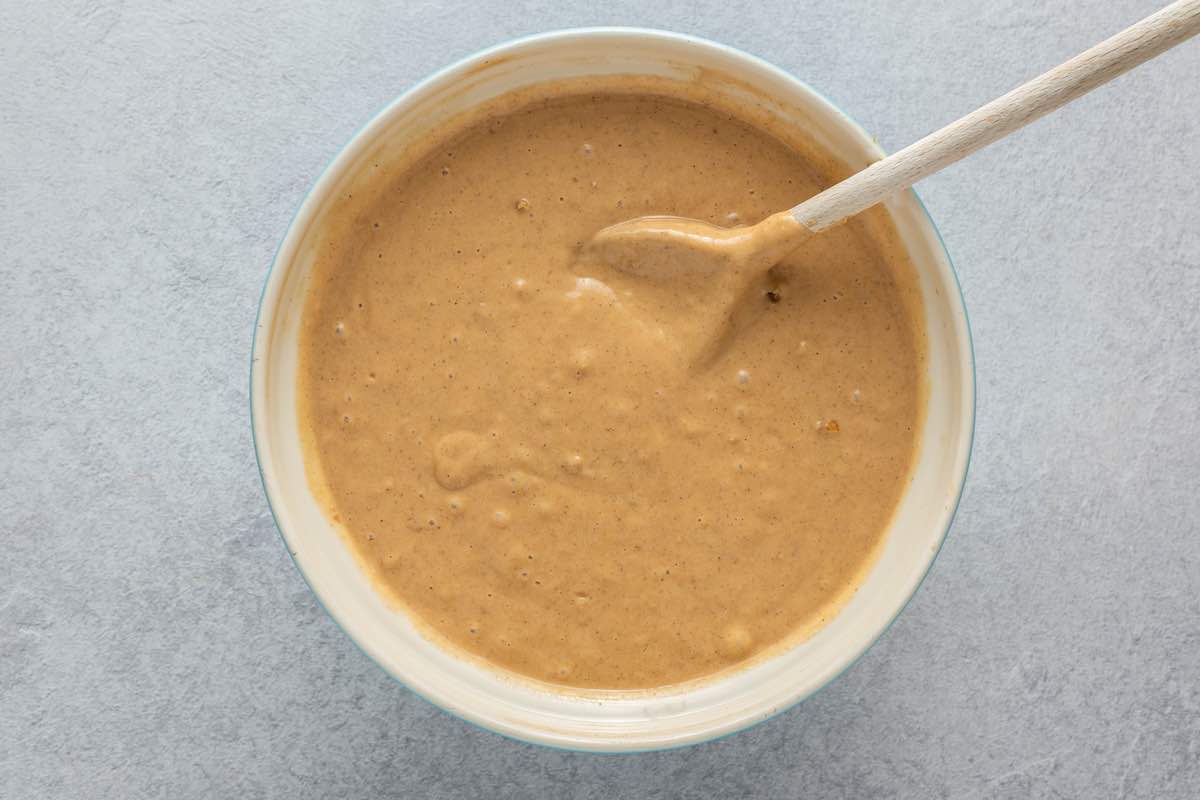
<box><xmin>433</xmin><ymin>430</ymin><xmax>493</xmax><ymax>490</ymax></box>
<box><xmin>719</xmin><ymin>624</ymin><xmax>753</xmax><ymax>658</ymax></box>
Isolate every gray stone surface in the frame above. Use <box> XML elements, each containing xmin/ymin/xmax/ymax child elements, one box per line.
<box><xmin>2</xmin><ymin>0</ymin><xmax>1198</xmax><ymax>796</ymax></box>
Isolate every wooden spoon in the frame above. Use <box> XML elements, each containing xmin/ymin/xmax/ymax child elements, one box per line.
<box><xmin>589</xmin><ymin>0</ymin><xmax>1200</xmax><ymax>303</ymax></box>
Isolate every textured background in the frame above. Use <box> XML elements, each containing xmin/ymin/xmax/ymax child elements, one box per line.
<box><xmin>2</xmin><ymin>1</ymin><xmax>1198</xmax><ymax>797</ymax></box>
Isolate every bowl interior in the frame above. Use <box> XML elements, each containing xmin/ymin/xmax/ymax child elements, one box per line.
<box><xmin>251</xmin><ymin>29</ymin><xmax>974</xmax><ymax>752</ymax></box>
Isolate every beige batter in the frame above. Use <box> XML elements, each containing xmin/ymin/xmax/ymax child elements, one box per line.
<box><xmin>298</xmin><ymin>84</ymin><xmax>925</xmax><ymax>689</ymax></box>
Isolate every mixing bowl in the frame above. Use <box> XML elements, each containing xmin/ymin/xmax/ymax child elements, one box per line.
<box><xmin>251</xmin><ymin>27</ymin><xmax>974</xmax><ymax>751</ymax></box>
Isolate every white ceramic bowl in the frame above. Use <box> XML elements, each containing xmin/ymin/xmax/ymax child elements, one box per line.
<box><xmin>251</xmin><ymin>28</ymin><xmax>974</xmax><ymax>752</ymax></box>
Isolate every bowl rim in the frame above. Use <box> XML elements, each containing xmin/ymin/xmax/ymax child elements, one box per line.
<box><xmin>250</xmin><ymin>26</ymin><xmax>976</xmax><ymax>752</ymax></box>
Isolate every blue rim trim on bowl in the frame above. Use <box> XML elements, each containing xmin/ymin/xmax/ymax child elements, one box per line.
<box><xmin>250</xmin><ymin>26</ymin><xmax>976</xmax><ymax>753</ymax></box>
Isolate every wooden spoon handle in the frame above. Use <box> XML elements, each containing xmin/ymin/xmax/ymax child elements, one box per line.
<box><xmin>790</xmin><ymin>0</ymin><xmax>1200</xmax><ymax>233</ymax></box>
